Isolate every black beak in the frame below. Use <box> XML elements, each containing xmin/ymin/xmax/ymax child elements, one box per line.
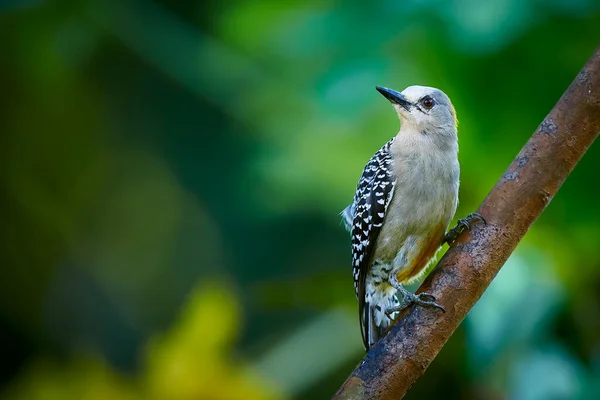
<box><xmin>376</xmin><ymin>86</ymin><xmax>412</xmax><ymax>110</ymax></box>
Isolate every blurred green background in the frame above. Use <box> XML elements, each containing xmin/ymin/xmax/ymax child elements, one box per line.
<box><xmin>1</xmin><ymin>0</ymin><xmax>600</xmax><ymax>399</ymax></box>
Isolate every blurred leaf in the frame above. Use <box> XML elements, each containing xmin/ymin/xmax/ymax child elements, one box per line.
<box><xmin>2</xmin><ymin>284</ymin><xmax>282</xmax><ymax>400</ymax></box>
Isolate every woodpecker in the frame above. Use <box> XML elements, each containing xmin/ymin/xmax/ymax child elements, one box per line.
<box><xmin>342</xmin><ymin>85</ymin><xmax>483</xmax><ymax>350</ymax></box>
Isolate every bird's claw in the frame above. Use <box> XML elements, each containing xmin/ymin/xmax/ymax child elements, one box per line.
<box><xmin>385</xmin><ymin>291</ymin><xmax>445</xmax><ymax>318</ymax></box>
<box><xmin>444</xmin><ymin>212</ymin><xmax>486</xmax><ymax>245</ymax></box>
<box><xmin>385</xmin><ymin>307</ymin><xmax>398</xmax><ymax>318</ymax></box>
<box><xmin>415</xmin><ymin>292</ymin><xmax>436</xmax><ymax>303</ymax></box>
<box><xmin>410</xmin><ymin>292</ymin><xmax>446</xmax><ymax>313</ymax></box>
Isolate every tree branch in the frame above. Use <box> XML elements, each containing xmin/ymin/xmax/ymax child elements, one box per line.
<box><xmin>333</xmin><ymin>45</ymin><xmax>600</xmax><ymax>400</ymax></box>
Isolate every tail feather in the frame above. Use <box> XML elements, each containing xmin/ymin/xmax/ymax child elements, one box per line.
<box><xmin>361</xmin><ymin>289</ymin><xmax>400</xmax><ymax>350</ymax></box>
<box><xmin>361</xmin><ymin>302</ymin><xmax>382</xmax><ymax>350</ymax></box>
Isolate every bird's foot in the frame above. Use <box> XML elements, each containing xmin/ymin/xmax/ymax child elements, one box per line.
<box><xmin>444</xmin><ymin>212</ymin><xmax>486</xmax><ymax>245</ymax></box>
<box><xmin>385</xmin><ymin>287</ymin><xmax>445</xmax><ymax>318</ymax></box>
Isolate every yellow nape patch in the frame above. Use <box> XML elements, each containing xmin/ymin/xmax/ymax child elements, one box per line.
<box><xmin>450</xmin><ymin>104</ymin><xmax>458</xmax><ymax>128</ymax></box>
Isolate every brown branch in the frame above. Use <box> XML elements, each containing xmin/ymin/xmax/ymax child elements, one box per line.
<box><xmin>333</xmin><ymin>45</ymin><xmax>600</xmax><ymax>400</ymax></box>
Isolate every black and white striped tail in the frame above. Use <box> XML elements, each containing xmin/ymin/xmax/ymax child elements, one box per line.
<box><xmin>361</xmin><ymin>285</ymin><xmax>399</xmax><ymax>349</ymax></box>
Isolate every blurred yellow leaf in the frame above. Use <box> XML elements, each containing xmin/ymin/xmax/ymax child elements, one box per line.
<box><xmin>1</xmin><ymin>284</ymin><xmax>282</xmax><ymax>400</ymax></box>
<box><xmin>143</xmin><ymin>284</ymin><xmax>281</xmax><ymax>400</ymax></box>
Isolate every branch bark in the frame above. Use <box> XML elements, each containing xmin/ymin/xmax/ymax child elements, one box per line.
<box><xmin>333</xmin><ymin>45</ymin><xmax>600</xmax><ymax>400</ymax></box>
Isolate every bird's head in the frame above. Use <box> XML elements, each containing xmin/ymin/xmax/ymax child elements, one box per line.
<box><xmin>376</xmin><ymin>85</ymin><xmax>458</xmax><ymax>135</ymax></box>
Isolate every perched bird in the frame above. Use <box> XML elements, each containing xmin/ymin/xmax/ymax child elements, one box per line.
<box><xmin>341</xmin><ymin>85</ymin><xmax>482</xmax><ymax>350</ymax></box>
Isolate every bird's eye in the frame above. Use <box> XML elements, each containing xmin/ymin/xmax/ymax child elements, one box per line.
<box><xmin>421</xmin><ymin>96</ymin><xmax>435</xmax><ymax>109</ymax></box>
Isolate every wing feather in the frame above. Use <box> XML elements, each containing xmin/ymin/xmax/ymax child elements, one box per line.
<box><xmin>350</xmin><ymin>138</ymin><xmax>396</xmax><ymax>348</ymax></box>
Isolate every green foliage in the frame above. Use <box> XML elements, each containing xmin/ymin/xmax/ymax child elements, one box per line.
<box><xmin>2</xmin><ymin>285</ymin><xmax>281</xmax><ymax>400</ymax></box>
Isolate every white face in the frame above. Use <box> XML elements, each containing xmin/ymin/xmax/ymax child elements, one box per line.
<box><xmin>393</xmin><ymin>86</ymin><xmax>457</xmax><ymax>133</ymax></box>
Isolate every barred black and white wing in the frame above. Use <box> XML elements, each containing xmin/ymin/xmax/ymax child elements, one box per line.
<box><xmin>350</xmin><ymin>138</ymin><xmax>396</xmax><ymax>349</ymax></box>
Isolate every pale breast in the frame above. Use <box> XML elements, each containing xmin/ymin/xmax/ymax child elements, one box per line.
<box><xmin>372</xmin><ymin>144</ymin><xmax>459</xmax><ymax>264</ymax></box>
